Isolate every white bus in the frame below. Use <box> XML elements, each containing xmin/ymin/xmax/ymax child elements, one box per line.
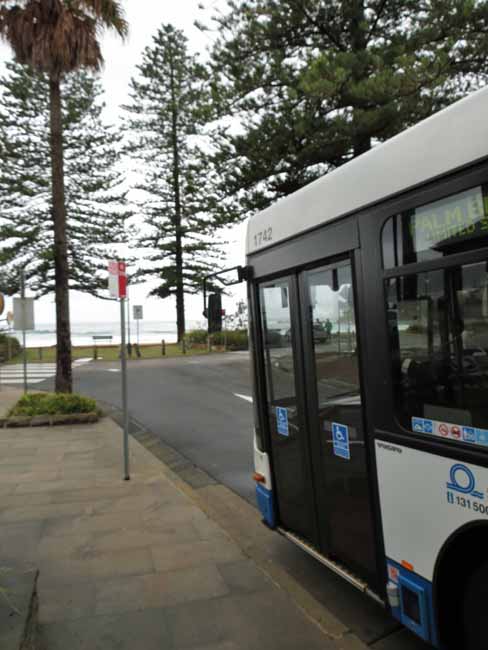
<box><xmin>246</xmin><ymin>86</ymin><xmax>488</xmax><ymax>649</ymax></box>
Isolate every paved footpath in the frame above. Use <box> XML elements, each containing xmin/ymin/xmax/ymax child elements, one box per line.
<box><xmin>0</xmin><ymin>389</ymin><xmax>366</xmax><ymax>650</ymax></box>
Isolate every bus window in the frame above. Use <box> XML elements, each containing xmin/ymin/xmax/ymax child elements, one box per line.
<box><xmin>382</xmin><ymin>185</ymin><xmax>488</xmax><ymax>268</ymax></box>
<box><xmin>387</xmin><ymin>262</ymin><xmax>488</xmax><ymax>437</ymax></box>
<box><xmin>260</xmin><ymin>282</ymin><xmax>297</xmax><ymax>405</ymax></box>
<box><xmin>308</xmin><ymin>266</ymin><xmax>360</xmax><ymax>406</ymax></box>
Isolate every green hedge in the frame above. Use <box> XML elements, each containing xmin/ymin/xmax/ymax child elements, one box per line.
<box><xmin>0</xmin><ymin>333</ymin><xmax>21</xmax><ymax>359</ymax></box>
<box><xmin>210</xmin><ymin>329</ymin><xmax>248</xmax><ymax>350</ymax></box>
<box><xmin>185</xmin><ymin>329</ymin><xmax>249</xmax><ymax>351</ymax></box>
<box><xmin>9</xmin><ymin>392</ymin><xmax>98</xmax><ymax>417</ymax></box>
<box><xmin>185</xmin><ymin>329</ymin><xmax>208</xmax><ymax>345</ymax></box>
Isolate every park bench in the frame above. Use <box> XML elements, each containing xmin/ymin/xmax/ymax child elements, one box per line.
<box><xmin>92</xmin><ymin>335</ymin><xmax>113</xmax><ymax>360</ymax></box>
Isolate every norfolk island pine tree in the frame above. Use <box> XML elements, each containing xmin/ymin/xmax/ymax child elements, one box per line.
<box><xmin>200</xmin><ymin>0</ymin><xmax>488</xmax><ymax>217</ymax></box>
<box><xmin>0</xmin><ymin>0</ymin><xmax>128</xmax><ymax>393</ymax></box>
<box><xmin>125</xmin><ymin>24</ymin><xmax>232</xmax><ymax>342</ymax></box>
<box><xmin>0</xmin><ymin>62</ymin><xmax>130</xmax><ymax>302</ymax></box>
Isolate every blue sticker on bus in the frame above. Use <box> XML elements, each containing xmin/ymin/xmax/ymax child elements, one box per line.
<box><xmin>412</xmin><ymin>417</ymin><xmax>427</xmax><ymax>433</ymax></box>
<box><xmin>462</xmin><ymin>427</ymin><xmax>476</xmax><ymax>443</ymax></box>
<box><xmin>412</xmin><ymin>417</ymin><xmax>433</xmax><ymax>434</ymax></box>
<box><xmin>332</xmin><ymin>423</ymin><xmax>350</xmax><ymax>460</ymax></box>
<box><xmin>276</xmin><ymin>407</ymin><xmax>289</xmax><ymax>437</ymax></box>
<box><xmin>412</xmin><ymin>416</ymin><xmax>488</xmax><ymax>449</ymax></box>
<box><xmin>477</xmin><ymin>429</ymin><xmax>488</xmax><ymax>446</ymax></box>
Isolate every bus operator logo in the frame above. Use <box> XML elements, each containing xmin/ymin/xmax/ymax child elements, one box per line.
<box><xmin>447</xmin><ymin>464</ymin><xmax>484</xmax><ymax>500</ymax></box>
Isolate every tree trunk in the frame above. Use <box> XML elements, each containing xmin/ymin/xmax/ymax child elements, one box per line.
<box><xmin>175</xmin><ymin>237</ymin><xmax>185</xmax><ymax>343</ymax></box>
<box><xmin>170</xmin><ymin>65</ymin><xmax>185</xmax><ymax>343</ymax></box>
<box><xmin>49</xmin><ymin>75</ymin><xmax>72</xmax><ymax>393</ymax></box>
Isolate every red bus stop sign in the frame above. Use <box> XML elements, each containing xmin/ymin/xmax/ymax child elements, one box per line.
<box><xmin>108</xmin><ymin>260</ymin><xmax>127</xmax><ymax>299</ymax></box>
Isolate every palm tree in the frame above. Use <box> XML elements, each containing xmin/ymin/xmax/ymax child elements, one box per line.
<box><xmin>0</xmin><ymin>0</ymin><xmax>127</xmax><ymax>392</ymax></box>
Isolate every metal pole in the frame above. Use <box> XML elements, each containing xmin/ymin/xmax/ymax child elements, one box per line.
<box><xmin>137</xmin><ymin>318</ymin><xmax>140</xmax><ymax>347</ymax></box>
<box><xmin>120</xmin><ymin>297</ymin><xmax>130</xmax><ymax>480</ymax></box>
<box><xmin>21</xmin><ymin>270</ymin><xmax>27</xmax><ymax>394</ymax></box>
<box><xmin>127</xmin><ymin>295</ymin><xmax>131</xmax><ymax>356</ymax></box>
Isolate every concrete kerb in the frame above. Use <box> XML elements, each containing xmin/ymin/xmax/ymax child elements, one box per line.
<box><xmin>1</xmin><ymin>413</ymin><xmax>99</xmax><ymax>428</ymax></box>
<box><xmin>100</xmin><ymin>399</ymin><xmax>370</xmax><ymax>650</ymax></box>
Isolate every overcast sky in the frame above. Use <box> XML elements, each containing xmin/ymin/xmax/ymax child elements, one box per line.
<box><xmin>0</xmin><ymin>0</ymin><xmax>247</xmax><ymax>325</ymax></box>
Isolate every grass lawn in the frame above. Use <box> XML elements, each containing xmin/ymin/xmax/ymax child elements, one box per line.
<box><xmin>7</xmin><ymin>343</ymin><xmax>215</xmax><ymax>364</ymax></box>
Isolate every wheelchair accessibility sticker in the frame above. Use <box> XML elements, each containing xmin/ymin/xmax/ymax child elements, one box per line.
<box><xmin>446</xmin><ymin>464</ymin><xmax>488</xmax><ymax>514</ymax></box>
<box><xmin>276</xmin><ymin>407</ymin><xmax>289</xmax><ymax>437</ymax></box>
<box><xmin>332</xmin><ymin>423</ymin><xmax>350</xmax><ymax>460</ymax></box>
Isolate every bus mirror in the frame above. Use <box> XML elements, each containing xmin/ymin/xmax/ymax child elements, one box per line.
<box><xmin>208</xmin><ymin>293</ymin><xmax>223</xmax><ymax>334</ymax></box>
<box><xmin>203</xmin><ymin>266</ymin><xmax>251</xmax><ymax>327</ymax></box>
<box><xmin>238</xmin><ymin>266</ymin><xmax>252</xmax><ymax>282</ymax></box>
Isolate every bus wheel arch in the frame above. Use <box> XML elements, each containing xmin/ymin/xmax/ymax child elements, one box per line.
<box><xmin>434</xmin><ymin>521</ymin><xmax>488</xmax><ymax>649</ymax></box>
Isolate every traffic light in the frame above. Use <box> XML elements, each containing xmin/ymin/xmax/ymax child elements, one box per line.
<box><xmin>208</xmin><ymin>293</ymin><xmax>222</xmax><ymax>334</ymax></box>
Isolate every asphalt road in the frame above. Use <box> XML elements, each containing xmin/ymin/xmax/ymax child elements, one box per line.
<box><xmin>26</xmin><ymin>352</ymin><xmax>428</xmax><ymax>650</ymax></box>
<box><xmin>74</xmin><ymin>352</ymin><xmax>256</xmax><ymax>503</ymax></box>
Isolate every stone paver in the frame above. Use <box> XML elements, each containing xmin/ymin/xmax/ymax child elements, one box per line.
<box><xmin>0</xmin><ymin>389</ymin><xmax>336</xmax><ymax>650</ymax></box>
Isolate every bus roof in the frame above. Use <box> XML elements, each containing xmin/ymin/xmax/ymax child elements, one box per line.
<box><xmin>246</xmin><ymin>86</ymin><xmax>488</xmax><ymax>256</ymax></box>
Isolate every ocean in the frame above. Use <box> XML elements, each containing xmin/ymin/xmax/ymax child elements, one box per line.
<box><xmin>10</xmin><ymin>320</ymin><xmax>205</xmax><ymax>348</ymax></box>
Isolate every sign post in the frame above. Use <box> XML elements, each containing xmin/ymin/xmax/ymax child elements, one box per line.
<box><xmin>7</xmin><ymin>310</ymin><xmax>14</xmax><ymax>361</ymax></box>
<box><xmin>127</xmin><ymin>296</ymin><xmax>132</xmax><ymax>357</ymax></box>
<box><xmin>13</xmin><ymin>270</ymin><xmax>35</xmax><ymax>394</ymax></box>
<box><xmin>109</xmin><ymin>260</ymin><xmax>130</xmax><ymax>481</ymax></box>
<box><xmin>133</xmin><ymin>305</ymin><xmax>143</xmax><ymax>348</ymax></box>
<box><xmin>21</xmin><ymin>272</ymin><xmax>27</xmax><ymax>394</ymax></box>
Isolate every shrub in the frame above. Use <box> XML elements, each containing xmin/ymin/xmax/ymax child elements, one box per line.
<box><xmin>185</xmin><ymin>328</ymin><xmax>249</xmax><ymax>350</ymax></box>
<box><xmin>9</xmin><ymin>392</ymin><xmax>98</xmax><ymax>417</ymax></box>
<box><xmin>211</xmin><ymin>329</ymin><xmax>249</xmax><ymax>350</ymax></box>
<box><xmin>0</xmin><ymin>333</ymin><xmax>21</xmax><ymax>359</ymax></box>
<box><xmin>185</xmin><ymin>329</ymin><xmax>208</xmax><ymax>345</ymax></box>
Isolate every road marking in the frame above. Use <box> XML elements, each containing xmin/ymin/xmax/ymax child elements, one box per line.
<box><xmin>105</xmin><ymin>369</ymin><xmax>121</xmax><ymax>373</ymax></box>
<box><xmin>0</xmin><ymin>358</ymin><xmax>92</xmax><ymax>384</ymax></box>
<box><xmin>234</xmin><ymin>393</ymin><xmax>253</xmax><ymax>403</ymax></box>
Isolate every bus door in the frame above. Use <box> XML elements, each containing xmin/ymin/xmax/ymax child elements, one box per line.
<box><xmin>299</xmin><ymin>260</ymin><xmax>377</xmax><ymax>581</ymax></box>
<box><xmin>259</xmin><ymin>277</ymin><xmax>319</xmax><ymax>545</ymax></box>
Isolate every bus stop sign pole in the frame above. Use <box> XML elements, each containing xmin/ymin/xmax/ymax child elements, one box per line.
<box><xmin>120</xmin><ymin>295</ymin><xmax>129</xmax><ymax>481</ymax></box>
<box><xmin>21</xmin><ymin>270</ymin><xmax>27</xmax><ymax>394</ymax></box>
<box><xmin>13</xmin><ymin>270</ymin><xmax>35</xmax><ymax>395</ymax></box>
<box><xmin>109</xmin><ymin>260</ymin><xmax>130</xmax><ymax>481</ymax></box>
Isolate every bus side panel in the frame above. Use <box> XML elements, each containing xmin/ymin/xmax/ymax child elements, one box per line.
<box><xmin>375</xmin><ymin>439</ymin><xmax>488</xmax><ymax>645</ymax></box>
<box><xmin>376</xmin><ymin>440</ymin><xmax>488</xmax><ymax>579</ymax></box>
<box><xmin>375</xmin><ymin>440</ymin><xmax>488</xmax><ymax>647</ymax></box>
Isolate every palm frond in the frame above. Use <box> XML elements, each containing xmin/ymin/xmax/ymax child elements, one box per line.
<box><xmin>75</xmin><ymin>0</ymin><xmax>128</xmax><ymax>38</ymax></box>
<box><xmin>0</xmin><ymin>0</ymin><xmax>126</xmax><ymax>75</ymax></box>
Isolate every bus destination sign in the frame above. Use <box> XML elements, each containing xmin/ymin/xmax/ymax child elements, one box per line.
<box><xmin>410</xmin><ymin>186</ymin><xmax>488</xmax><ymax>253</ymax></box>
